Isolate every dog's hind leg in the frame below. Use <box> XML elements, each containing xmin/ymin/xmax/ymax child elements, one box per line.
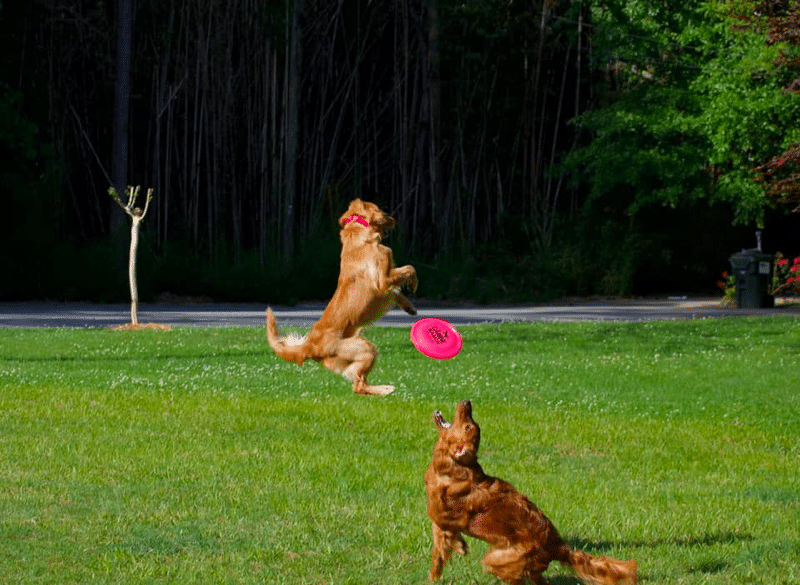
<box><xmin>482</xmin><ymin>546</ymin><xmax>546</xmax><ymax>585</ymax></box>
<box><xmin>321</xmin><ymin>336</ymin><xmax>394</xmax><ymax>396</ymax></box>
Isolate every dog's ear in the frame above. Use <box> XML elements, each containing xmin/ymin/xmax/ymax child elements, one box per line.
<box><xmin>363</xmin><ymin>201</ymin><xmax>395</xmax><ymax>235</ymax></box>
<box><xmin>375</xmin><ymin>211</ymin><xmax>395</xmax><ymax>235</ymax></box>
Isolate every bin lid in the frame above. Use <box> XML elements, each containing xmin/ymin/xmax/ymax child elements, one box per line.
<box><xmin>730</xmin><ymin>249</ymin><xmax>772</xmax><ymax>272</ymax></box>
<box><xmin>730</xmin><ymin>249</ymin><xmax>772</xmax><ymax>260</ymax></box>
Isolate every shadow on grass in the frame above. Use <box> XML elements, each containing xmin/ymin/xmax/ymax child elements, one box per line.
<box><xmin>561</xmin><ymin>532</ymin><xmax>754</xmax><ymax>583</ymax></box>
<box><xmin>568</xmin><ymin>531</ymin><xmax>753</xmax><ymax>551</ymax></box>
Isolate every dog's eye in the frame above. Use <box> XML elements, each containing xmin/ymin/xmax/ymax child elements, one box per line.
<box><xmin>463</xmin><ymin>424</ymin><xmax>472</xmax><ymax>431</ymax></box>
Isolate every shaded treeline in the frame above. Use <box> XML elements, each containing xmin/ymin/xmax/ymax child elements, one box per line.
<box><xmin>9</xmin><ymin>0</ymin><xmax>585</xmax><ymax>258</ymax></box>
<box><xmin>5</xmin><ymin>0</ymin><xmax>789</xmax><ymax>302</ymax></box>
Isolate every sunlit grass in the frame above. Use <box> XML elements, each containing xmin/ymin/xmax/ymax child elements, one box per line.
<box><xmin>0</xmin><ymin>317</ymin><xmax>798</xmax><ymax>584</ymax></box>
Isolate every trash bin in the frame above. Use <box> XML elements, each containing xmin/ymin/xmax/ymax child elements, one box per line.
<box><xmin>729</xmin><ymin>249</ymin><xmax>774</xmax><ymax>309</ymax></box>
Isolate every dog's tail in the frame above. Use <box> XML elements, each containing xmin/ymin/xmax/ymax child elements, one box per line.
<box><xmin>565</xmin><ymin>548</ymin><xmax>637</xmax><ymax>585</ymax></box>
<box><xmin>266</xmin><ymin>308</ymin><xmax>308</xmax><ymax>365</ymax></box>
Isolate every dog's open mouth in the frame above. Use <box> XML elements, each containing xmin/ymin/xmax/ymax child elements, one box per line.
<box><xmin>433</xmin><ymin>411</ymin><xmax>451</xmax><ymax>429</ymax></box>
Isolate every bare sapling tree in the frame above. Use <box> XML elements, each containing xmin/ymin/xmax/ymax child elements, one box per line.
<box><xmin>109</xmin><ymin>185</ymin><xmax>153</xmax><ymax>325</ymax></box>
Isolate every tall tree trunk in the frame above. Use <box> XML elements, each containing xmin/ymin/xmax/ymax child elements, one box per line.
<box><xmin>111</xmin><ymin>0</ymin><xmax>132</xmax><ymax>235</ymax></box>
<box><xmin>284</xmin><ymin>0</ymin><xmax>303</xmax><ymax>258</ymax></box>
<box><xmin>427</xmin><ymin>0</ymin><xmax>442</xmax><ymax>239</ymax></box>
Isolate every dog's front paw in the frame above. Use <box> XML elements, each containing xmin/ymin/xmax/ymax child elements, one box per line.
<box><xmin>395</xmin><ymin>292</ymin><xmax>417</xmax><ymax>316</ymax></box>
<box><xmin>407</xmin><ymin>270</ymin><xmax>419</xmax><ymax>294</ymax></box>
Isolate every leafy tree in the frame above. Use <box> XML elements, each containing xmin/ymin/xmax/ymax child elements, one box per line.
<box><xmin>728</xmin><ymin>0</ymin><xmax>800</xmax><ymax>211</ymax></box>
<box><xmin>558</xmin><ymin>0</ymin><xmax>800</xmax><ymax>226</ymax></box>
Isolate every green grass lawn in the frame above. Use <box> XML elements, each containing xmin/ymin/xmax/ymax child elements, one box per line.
<box><xmin>0</xmin><ymin>317</ymin><xmax>798</xmax><ymax>584</ymax></box>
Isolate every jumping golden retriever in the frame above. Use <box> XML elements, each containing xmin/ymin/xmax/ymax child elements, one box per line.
<box><xmin>426</xmin><ymin>400</ymin><xmax>638</xmax><ymax>585</ymax></box>
<box><xmin>266</xmin><ymin>198</ymin><xmax>418</xmax><ymax>395</ymax></box>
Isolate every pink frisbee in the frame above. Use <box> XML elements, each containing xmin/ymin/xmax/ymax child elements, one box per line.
<box><xmin>411</xmin><ymin>318</ymin><xmax>463</xmax><ymax>360</ymax></box>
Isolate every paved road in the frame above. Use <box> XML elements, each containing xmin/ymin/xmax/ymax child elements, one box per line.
<box><xmin>1</xmin><ymin>298</ymin><xmax>797</xmax><ymax>328</ymax></box>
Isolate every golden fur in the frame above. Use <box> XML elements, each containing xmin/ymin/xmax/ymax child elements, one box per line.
<box><xmin>426</xmin><ymin>401</ymin><xmax>638</xmax><ymax>585</ymax></box>
<box><xmin>266</xmin><ymin>199</ymin><xmax>417</xmax><ymax>395</ymax></box>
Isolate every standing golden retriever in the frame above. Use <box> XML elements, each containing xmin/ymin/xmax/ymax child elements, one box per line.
<box><xmin>426</xmin><ymin>400</ymin><xmax>638</xmax><ymax>585</ymax></box>
<box><xmin>266</xmin><ymin>199</ymin><xmax>418</xmax><ymax>396</ymax></box>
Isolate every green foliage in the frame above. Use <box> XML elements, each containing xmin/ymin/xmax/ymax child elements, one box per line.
<box><xmin>142</xmin><ymin>231</ymin><xmax>341</xmax><ymax>305</ymax></box>
<box><xmin>419</xmin><ymin>204</ymin><xmax>746</xmax><ymax>302</ymax></box>
<box><xmin>415</xmin><ymin>219</ymin><xmax>643</xmax><ymax>303</ymax></box>
<box><xmin>6</xmin><ymin>226</ymin><xmax>340</xmax><ymax>305</ymax></box>
<box><xmin>0</xmin><ymin>319</ymin><xmax>798</xmax><ymax>583</ymax></box>
<box><xmin>558</xmin><ymin>0</ymin><xmax>800</xmax><ymax>226</ymax></box>
<box><xmin>0</xmin><ymin>88</ymin><xmax>39</xmax><ymax>161</ymax></box>
<box><xmin>772</xmin><ymin>252</ymin><xmax>800</xmax><ymax>297</ymax></box>
<box><xmin>0</xmin><ymin>86</ymin><xmax>63</xmax><ymax>299</ymax></box>
<box><xmin>720</xmin><ymin>269</ymin><xmax>737</xmax><ymax>306</ymax></box>
<box><xmin>7</xmin><ymin>206</ymin><xmax>736</xmax><ymax>303</ymax></box>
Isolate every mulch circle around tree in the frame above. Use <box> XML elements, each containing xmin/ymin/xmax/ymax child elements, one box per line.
<box><xmin>109</xmin><ymin>323</ymin><xmax>173</xmax><ymax>331</ymax></box>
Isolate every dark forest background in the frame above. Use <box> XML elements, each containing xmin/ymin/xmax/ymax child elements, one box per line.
<box><xmin>1</xmin><ymin>0</ymin><xmax>798</xmax><ymax>304</ymax></box>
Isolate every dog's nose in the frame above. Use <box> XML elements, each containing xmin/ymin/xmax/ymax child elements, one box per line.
<box><xmin>457</xmin><ymin>400</ymin><xmax>472</xmax><ymax>417</ymax></box>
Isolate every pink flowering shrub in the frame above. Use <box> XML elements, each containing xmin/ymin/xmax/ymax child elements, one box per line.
<box><xmin>717</xmin><ymin>270</ymin><xmax>737</xmax><ymax>306</ymax></box>
<box><xmin>772</xmin><ymin>253</ymin><xmax>800</xmax><ymax>298</ymax></box>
